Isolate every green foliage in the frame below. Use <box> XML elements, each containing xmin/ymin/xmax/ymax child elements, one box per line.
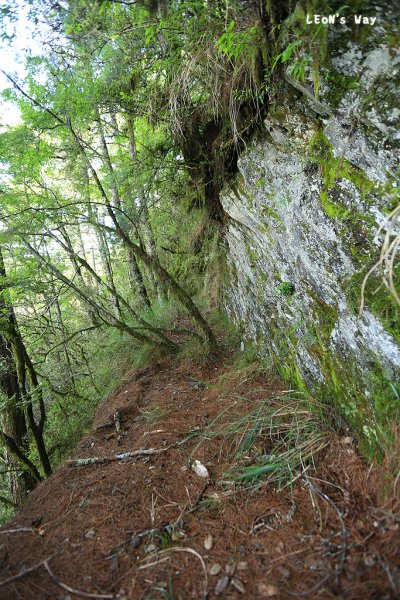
<box><xmin>271</xmin><ymin>2</ymin><xmax>332</xmax><ymax>96</ymax></box>
<box><xmin>272</xmin><ymin>39</ymin><xmax>302</xmax><ymax>72</ymax></box>
<box><xmin>277</xmin><ymin>281</ymin><xmax>295</xmax><ymax>296</ymax></box>
<box><xmin>194</xmin><ymin>389</ymin><xmax>330</xmax><ymax>489</ymax></box>
<box><xmin>39</xmin><ymin>328</ymin><xmax>140</xmax><ymax>465</ymax></box>
<box><xmin>216</xmin><ymin>20</ymin><xmax>259</xmax><ymax>61</ymax></box>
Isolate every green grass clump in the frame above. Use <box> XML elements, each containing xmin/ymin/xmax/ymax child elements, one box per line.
<box><xmin>194</xmin><ymin>392</ymin><xmax>331</xmax><ymax>490</ymax></box>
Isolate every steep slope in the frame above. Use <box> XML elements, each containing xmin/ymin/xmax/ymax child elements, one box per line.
<box><xmin>0</xmin><ymin>354</ymin><xmax>398</xmax><ymax>599</ymax></box>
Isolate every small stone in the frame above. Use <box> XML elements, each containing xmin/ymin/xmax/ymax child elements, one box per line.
<box><xmin>84</xmin><ymin>530</ymin><xmax>96</xmax><ymax>539</ymax></box>
<box><xmin>191</xmin><ymin>459</ymin><xmax>210</xmax><ymax>479</ymax></box>
<box><xmin>144</xmin><ymin>543</ymin><xmax>157</xmax><ymax>554</ymax></box>
<box><xmin>204</xmin><ymin>533</ymin><xmax>213</xmax><ymax>550</ymax></box>
<box><xmin>215</xmin><ymin>576</ymin><xmax>229</xmax><ymax>596</ymax></box>
<box><xmin>231</xmin><ymin>577</ymin><xmax>245</xmax><ymax>593</ymax></box>
<box><xmin>209</xmin><ymin>563</ymin><xmax>222</xmax><ymax>576</ymax></box>
<box><xmin>237</xmin><ymin>561</ymin><xmax>248</xmax><ymax>571</ymax></box>
<box><xmin>258</xmin><ymin>583</ymin><xmax>279</xmax><ymax>597</ymax></box>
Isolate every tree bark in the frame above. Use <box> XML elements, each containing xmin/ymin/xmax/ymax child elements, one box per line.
<box><xmin>127</xmin><ymin>247</ymin><xmax>151</xmax><ymax>309</ymax></box>
<box><xmin>0</xmin><ymin>333</ymin><xmax>37</xmax><ymax>504</ymax></box>
<box><xmin>0</xmin><ymin>247</ymin><xmax>52</xmax><ymax>479</ymax></box>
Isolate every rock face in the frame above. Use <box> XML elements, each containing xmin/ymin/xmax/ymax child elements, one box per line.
<box><xmin>221</xmin><ymin>8</ymin><xmax>400</xmax><ymax>452</ymax></box>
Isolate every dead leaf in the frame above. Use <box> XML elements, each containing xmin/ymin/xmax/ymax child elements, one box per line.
<box><xmin>215</xmin><ymin>575</ymin><xmax>229</xmax><ymax>595</ymax></box>
<box><xmin>276</xmin><ymin>541</ymin><xmax>284</xmax><ymax>553</ymax></box>
<box><xmin>237</xmin><ymin>561</ymin><xmax>248</xmax><ymax>571</ymax></box>
<box><xmin>231</xmin><ymin>577</ymin><xmax>245</xmax><ymax>593</ymax></box>
<box><xmin>209</xmin><ymin>563</ymin><xmax>222</xmax><ymax>576</ymax></box>
<box><xmin>258</xmin><ymin>583</ymin><xmax>279</xmax><ymax>597</ymax></box>
<box><xmin>341</xmin><ymin>436</ymin><xmax>353</xmax><ymax>445</ymax></box>
<box><xmin>225</xmin><ymin>560</ymin><xmax>236</xmax><ymax>576</ymax></box>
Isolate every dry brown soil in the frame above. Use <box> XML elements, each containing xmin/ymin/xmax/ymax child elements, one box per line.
<box><xmin>0</xmin><ymin>353</ymin><xmax>399</xmax><ymax>599</ymax></box>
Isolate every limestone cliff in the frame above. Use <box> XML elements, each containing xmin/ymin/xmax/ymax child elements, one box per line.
<box><xmin>221</xmin><ymin>5</ymin><xmax>400</xmax><ymax>453</ymax></box>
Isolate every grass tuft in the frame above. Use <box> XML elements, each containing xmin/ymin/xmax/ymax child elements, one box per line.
<box><xmin>195</xmin><ymin>392</ymin><xmax>331</xmax><ymax>490</ymax></box>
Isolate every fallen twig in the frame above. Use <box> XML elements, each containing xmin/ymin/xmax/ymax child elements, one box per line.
<box><xmin>0</xmin><ymin>558</ymin><xmax>49</xmax><ymax>588</ymax></box>
<box><xmin>43</xmin><ymin>560</ymin><xmax>114</xmax><ymax>599</ymax></box>
<box><xmin>0</xmin><ymin>527</ymin><xmax>34</xmax><ymax>535</ymax></box>
<box><xmin>138</xmin><ymin>556</ymin><xmax>171</xmax><ymax>570</ymax></box>
<box><xmin>109</xmin><ymin>480</ymin><xmax>211</xmax><ymax>557</ymax></box>
<box><xmin>67</xmin><ymin>447</ymin><xmax>169</xmax><ymax>467</ymax></box>
<box><xmin>187</xmin><ymin>480</ymin><xmax>211</xmax><ymax>514</ymax></box>
<box><xmin>114</xmin><ymin>411</ymin><xmax>122</xmax><ymax>434</ymax></box>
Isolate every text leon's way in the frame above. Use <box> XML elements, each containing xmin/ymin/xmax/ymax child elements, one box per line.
<box><xmin>306</xmin><ymin>14</ymin><xmax>377</xmax><ymax>26</ymax></box>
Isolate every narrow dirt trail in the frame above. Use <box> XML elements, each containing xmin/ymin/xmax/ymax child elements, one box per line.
<box><xmin>0</xmin><ymin>354</ymin><xmax>398</xmax><ymax>599</ymax></box>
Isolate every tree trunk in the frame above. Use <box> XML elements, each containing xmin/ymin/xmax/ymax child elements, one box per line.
<box><xmin>127</xmin><ymin>247</ymin><xmax>151</xmax><ymax>309</ymax></box>
<box><xmin>0</xmin><ymin>247</ymin><xmax>52</xmax><ymax>479</ymax></box>
<box><xmin>96</xmin><ymin>106</ymin><xmax>151</xmax><ymax>310</ymax></box>
<box><xmin>0</xmin><ymin>334</ymin><xmax>36</xmax><ymax>505</ymax></box>
<box><xmin>126</xmin><ymin>112</ymin><xmax>164</xmax><ymax>300</ymax></box>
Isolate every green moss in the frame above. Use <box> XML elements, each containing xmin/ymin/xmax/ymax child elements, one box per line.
<box><xmin>263</xmin><ymin>292</ymin><xmax>398</xmax><ymax>459</ymax></box>
<box><xmin>262</xmin><ymin>206</ymin><xmax>282</xmax><ymax>221</ymax></box>
<box><xmin>323</xmin><ymin>70</ymin><xmax>359</xmax><ymax>108</ymax></box>
<box><xmin>319</xmin><ymin>189</ymin><xmax>351</xmax><ymax>220</ymax></box>
<box><xmin>305</xmin><ymin>131</ymin><xmax>387</xmax><ymax>228</ymax></box>
<box><xmin>346</xmin><ymin>265</ymin><xmax>400</xmax><ymax>345</ymax></box>
<box><xmin>267</xmin><ymin>323</ymin><xmax>307</xmax><ymax>392</ymax></box>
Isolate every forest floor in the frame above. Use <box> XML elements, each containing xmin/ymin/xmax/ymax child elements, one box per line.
<box><xmin>0</xmin><ymin>351</ymin><xmax>399</xmax><ymax>599</ymax></box>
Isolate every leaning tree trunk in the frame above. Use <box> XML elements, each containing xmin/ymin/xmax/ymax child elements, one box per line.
<box><xmin>0</xmin><ymin>334</ymin><xmax>36</xmax><ymax>505</ymax></box>
<box><xmin>0</xmin><ymin>247</ymin><xmax>52</xmax><ymax>479</ymax></box>
<box><xmin>127</xmin><ymin>247</ymin><xmax>151</xmax><ymax>309</ymax></box>
<box><xmin>95</xmin><ymin>106</ymin><xmax>151</xmax><ymax>310</ymax></box>
<box><xmin>126</xmin><ymin>112</ymin><xmax>165</xmax><ymax>300</ymax></box>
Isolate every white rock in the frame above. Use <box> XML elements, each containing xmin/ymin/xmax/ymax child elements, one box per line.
<box><xmin>191</xmin><ymin>459</ymin><xmax>210</xmax><ymax>479</ymax></box>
